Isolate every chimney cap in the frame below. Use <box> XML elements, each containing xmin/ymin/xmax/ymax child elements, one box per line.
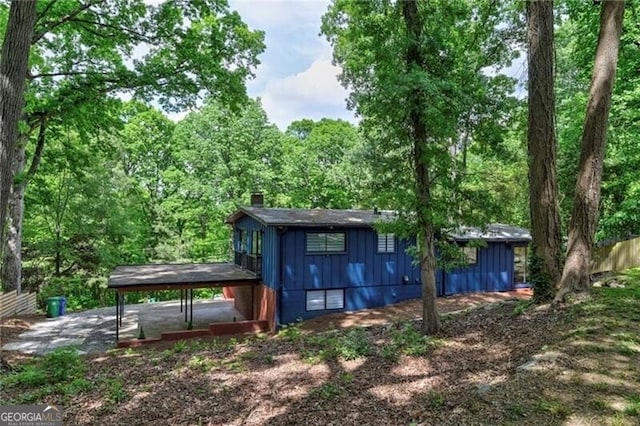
<box><xmin>250</xmin><ymin>192</ymin><xmax>264</xmax><ymax>207</ymax></box>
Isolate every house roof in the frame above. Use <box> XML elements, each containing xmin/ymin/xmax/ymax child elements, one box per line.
<box><xmin>227</xmin><ymin>207</ymin><xmax>531</xmax><ymax>243</ymax></box>
<box><xmin>449</xmin><ymin>223</ymin><xmax>531</xmax><ymax>243</ymax></box>
<box><xmin>226</xmin><ymin>207</ymin><xmax>394</xmax><ymax>228</ymax></box>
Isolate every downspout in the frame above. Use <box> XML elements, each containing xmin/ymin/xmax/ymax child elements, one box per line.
<box><xmin>277</xmin><ymin>227</ymin><xmax>286</xmax><ymax>330</ymax></box>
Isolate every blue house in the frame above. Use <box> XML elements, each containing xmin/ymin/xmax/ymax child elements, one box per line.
<box><xmin>225</xmin><ymin>199</ymin><xmax>531</xmax><ymax>327</ymax></box>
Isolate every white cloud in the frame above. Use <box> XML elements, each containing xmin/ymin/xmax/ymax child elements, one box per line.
<box><xmin>258</xmin><ymin>58</ymin><xmax>355</xmax><ymax>129</ymax></box>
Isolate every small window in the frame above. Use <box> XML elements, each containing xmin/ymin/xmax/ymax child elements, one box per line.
<box><xmin>306</xmin><ymin>291</ymin><xmax>326</xmax><ymax>311</ymax></box>
<box><xmin>377</xmin><ymin>233</ymin><xmax>395</xmax><ymax>253</ymax></box>
<box><xmin>251</xmin><ymin>230</ymin><xmax>262</xmax><ymax>255</ymax></box>
<box><xmin>463</xmin><ymin>246</ymin><xmax>477</xmax><ymax>264</ymax></box>
<box><xmin>306</xmin><ymin>232</ymin><xmax>346</xmax><ymax>253</ymax></box>
<box><xmin>306</xmin><ymin>289</ymin><xmax>345</xmax><ymax>311</ymax></box>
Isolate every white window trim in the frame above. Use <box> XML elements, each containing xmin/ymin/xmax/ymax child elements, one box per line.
<box><xmin>306</xmin><ymin>232</ymin><xmax>346</xmax><ymax>253</ymax></box>
<box><xmin>377</xmin><ymin>233</ymin><xmax>395</xmax><ymax>253</ymax></box>
<box><xmin>306</xmin><ymin>289</ymin><xmax>345</xmax><ymax>311</ymax></box>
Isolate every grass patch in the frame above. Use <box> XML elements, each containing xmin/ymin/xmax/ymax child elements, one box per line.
<box><xmin>302</xmin><ymin>327</ymin><xmax>372</xmax><ymax>362</ymax></box>
<box><xmin>1</xmin><ymin>347</ymin><xmax>88</xmax><ymax>404</ymax></box>
<box><xmin>624</xmin><ymin>394</ymin><xmax>640</xmax><ymax>416</ymax></box>
<box><xmin>102</xmin><ymin>377</ymin><xmax>127</xmax><ymax>405</ymax></box>
<box><xmin>513</xmin><ymin>299</ymin><xmax>535</xmax><ymax>316</ymax></box>
<box><xmin>277</xmin><ymin>320</ymin><xmax>303</xmax><ymax>342</ymax></box>
<box><xmin>312</xmin><ymin>382</ymin><xmax>342</xmax><ymax>400</ymax></box>
<box><xmin>188</xmin><ymin>355</ymin><xmax>217</xmax><ymax>372</ymax></box>
<box><xmin>381</xmin><ymin>321</ymin><xmax>442</xmax><ymax>360</ymax></box>
<box><xmin>535</xmin><ymin>397</ymin><xmax>571</xmax><ymax>418</ymax></box>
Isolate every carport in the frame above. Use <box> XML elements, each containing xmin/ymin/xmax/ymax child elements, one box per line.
<box><xmin>107</xmin><ymin>263</ymin><xmax>261</xmax><ymax>341</ymax></box>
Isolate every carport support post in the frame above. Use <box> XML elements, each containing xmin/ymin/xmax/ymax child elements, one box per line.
<box><xmin>184</xmin><ymin>290</ymin><xmax>188</xmax><ymax>322</ymax></box>
<box><xmin>180</xmin><ymin>289</ymin><xmax>183</xmax><ymax>313</ymax></box>
<box><xmin>190</xmin><ymin>288</ymin><xmax>193</xmax><ymax>324</ymax></box>
<box><xmin>119</xmin><ymin>293</ymin><xmax>124</xmax><ymax>326</ymax></box>
<box><xmin>115</xmin><ymin>292</ymin><xmax>119</xmax><ymax>340</ymax></box>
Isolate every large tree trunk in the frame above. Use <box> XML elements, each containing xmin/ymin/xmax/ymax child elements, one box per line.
<box><xmin>402</xmin><ymin>0</ymin><xmax>440</xmax><ymax>335</ymax></box>
<box><xmin>2</xmin><ymin>122</ymin><xmax>45</xmax><ymax>293</ymax></box>
<box><xmin>555</xmin><ymin>0</ymin><xmax>625</xmax><ymax>303</ymax></box>
<box><xmin>0</xmin><ymin>1</ymin><xmax>37</xmax><ymax>257</ymax></box>
<box><xmin>2</xmin><ymin>143</ymin><xmax>26</xmax><ymax>293</ymax></box>
<box><xmin>526</xmin><ymin>0</ymin><xmax>563</xmax><ymax>301</ymax></box>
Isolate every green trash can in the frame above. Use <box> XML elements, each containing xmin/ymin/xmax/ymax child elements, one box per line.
<box><xmin>46</xmin><ymin>297</ymin><xmax>61</xmax><ymax>318</ymax></box>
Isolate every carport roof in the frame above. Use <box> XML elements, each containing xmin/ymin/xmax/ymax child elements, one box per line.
<box><xmin>108</xmin><ymin>262</ymin><xmax>259</xmax><ymax>291</ymax></box>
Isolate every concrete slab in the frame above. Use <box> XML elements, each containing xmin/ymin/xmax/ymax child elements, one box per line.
<box><xmin>3</xmin><ymin>297</ymin><xmax>244</xmax><ymax>354</ymax></box>
<box><xmin>3</xmin><ymin>340</ymin><xmax>48</xmax><ymax>354</ymax></box>
<box><xmin>47</xmin><ymin>337</ymin><xmax>85</xmax><ymax>350</ymax></box>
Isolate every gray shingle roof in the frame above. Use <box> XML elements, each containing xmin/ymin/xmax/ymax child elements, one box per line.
<box><xmin>226</xmin><ymin>207</ymin><xmax>393</xmax><ymax>227</ymax></box>
<box><xmin>227</xmin><ymin>208</ymin><xmax>531</xmax><ymax>243</ymax></box>
<box><xmin>449</xmin><ymin>223</ymin><xmax>531</xmax><ymax>243</ymax></box>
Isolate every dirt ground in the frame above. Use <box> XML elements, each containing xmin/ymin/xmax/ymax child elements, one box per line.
<box><xmin>301</xmin><ymin>289</ymin><xmax>532</xmax><ymax>332</ymax></box>
<box><xmin>4</xmin><ymin>286</ymin><xmax>639</xmax><ymax>426</ymax></box>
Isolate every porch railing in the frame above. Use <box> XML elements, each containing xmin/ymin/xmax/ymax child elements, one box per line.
<box><xmin>234</xmin><ymin>251</ymin><xmax>262</xmax><ymax>277</ymax></box>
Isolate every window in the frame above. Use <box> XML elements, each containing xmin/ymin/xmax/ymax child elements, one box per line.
<box><xmin>306</xmin><ymin>289</ymin><xmax>345</xmax><ymax>311</ymax></box>
<box><xmin>377</xmin><ymin>233</ymin><xmax>395</xmax><ymax>253</ymax></box>
<box><xmin>462</xmin><ymin>246</ymin><xmax>477</xmax><ymax>264</ymax></box>
<box><xmin>306</xmin><ymin>232</ymin><xmax>346</xmax><ymax>253</ymax></box>
<box><xmin>514</xmin><ymin>246</ymin><xmax>527</xmax><ymax>284</ymax></box>
<box><xmin>238</xmin><ymin>229</ymin><xmax>247</xmax><ymax>252</ymax></box>
<box><xmin>251</xmin><ymin>230</ymin><xmax>262</xmax><ymax>255</ymax></box>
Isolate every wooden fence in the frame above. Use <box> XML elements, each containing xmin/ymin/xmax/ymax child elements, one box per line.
<box><xmin>591</xmin><ymin>236</ymin><xmax>640</xmax><ymax>274</ymax></box>
<box><xmin>0</xmin><ymin>291</ymin><xmax>38</xmax><ymax>318</ymax></box>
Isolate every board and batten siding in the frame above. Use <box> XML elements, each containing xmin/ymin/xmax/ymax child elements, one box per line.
<box><xmin>232</xmin><ymin>215</ymin><xmax>279</xmax><ymax>289</ymax></box>
<box><xmin>279</xmin><ymin>226</ymin><xmax>423</xmax><ymax>323</ymax></box>
<box><xmin>443</xmin><ymin>242</ymin><xmax>519</xmax><ymax>295</ymax></box>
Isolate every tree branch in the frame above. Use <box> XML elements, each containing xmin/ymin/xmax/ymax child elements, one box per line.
<box><xmin>32</xmin><ymin>0</ymin><xmax>104</xmax><ymax>45</ymax></box>
<box><xmin>22</xmin><ymin>117</ymin><xmax>47</xmax><ymax>188</ymax></box>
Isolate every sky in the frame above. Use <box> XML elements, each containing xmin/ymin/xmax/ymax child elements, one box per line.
<box><xmin>227</xmin><ymin>0</ymin><xmax>355</xmax><ymax>129</ymax></box>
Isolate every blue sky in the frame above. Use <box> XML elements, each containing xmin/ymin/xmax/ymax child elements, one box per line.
<box><xmin>228</xmin><ymin>0</ymin><xmax>355</xmax><ymax>129</ymax></box>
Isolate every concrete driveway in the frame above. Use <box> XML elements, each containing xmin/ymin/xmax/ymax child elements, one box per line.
<box><xmin>2</xmin><ymin>298</ymin><xmax>242</xmax><ymax>355</ymax></box>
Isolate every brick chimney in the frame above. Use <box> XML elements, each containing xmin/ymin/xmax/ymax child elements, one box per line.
<box><xmin>250</xmin><ymin>192</ymin><xmax>264</xmax><ymax>207</ymax></box>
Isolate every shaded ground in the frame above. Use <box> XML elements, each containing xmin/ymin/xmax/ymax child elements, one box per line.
<box><xmin>1</xmin><ymin>282</ymin><xmax>639</xmax><ymax>425</ymax></box>
<box><xmin>1</xmin><ymin>299</ymin><xmax>243</xmax><ymax>355</ymax></box>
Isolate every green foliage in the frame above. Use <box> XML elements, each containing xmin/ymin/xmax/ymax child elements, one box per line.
<box><xmin>302</xmin><ymin>327</ymin><xmax>372</xmax><ymax>362</ymax></box>
<box><xmin>382</xmin><ymin>321</ymin><xmax>442</xmax><ymax>359</ymax></box>
<box><xmin>535</xmin><ymin>397</ymin><xmax>571</xmax><ymax>418</ymax></box>
<box><xmin>173</xmin><ymin>340</ymin><xmax>188</xmax><ymax>353</ymax></box>
<box><xmin>312</xmin><ymin>382</ymin><xmax>343</xmax><ymax>400</ymax></box>
<box><xmin>528</xmin><ymin>244</ymin><xmax>556</xmax><ymax>302</ymax></box>
<box><xmin>321</xmin><ymin>0</ymin><xmax>521</xmax><ymax>236</ymax></box>
<box><xmin>102</xmin><ymin>378</ymin><xmax>127</xmax><ymax>405</ymax></box>
<box><xmin>333</xmin><ymin>327</ymin><xmax>372</xmax><ymax>360</ymax></box>
<box><xmin>513</xmin><ymin>299</ymin><xmax>535</xmax><ymax>316</ymax></box>
<box><xmin>277</xmin><ymin>320</ymin><xmax>303</xmax><ymax>342</ymax></box>
<box><xmin>1</xmin><ymin>348</ymin><xmax>87</xmax><ymax>403</ymax></box>
<box><xmin>38</xmin><ymin>277</ymin><xmax>108</xmax><ymax>311</ymax></box>
<box><xmin>555</xmin><ymin>1</ymin><xmax>640</xmax><ymax>240</ymax></box>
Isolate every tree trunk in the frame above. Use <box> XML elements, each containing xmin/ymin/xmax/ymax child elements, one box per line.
<box><xmin>526</xmin><ymin>0</ymin><xmax>563</xmax><ymax>301</ymax></box>
<box><xmin>0</xmin><ymin>1</ymin><xmax>37</xmax><ymax>257</ymax></box>
<box><xmin>2</xmin><ymin>122</ymin><xmax>45</xmax><ymax>293</ymax></box>
<box><xmin>1</xmin><ymin>142</ymin><xmax>26</xmax><ymax>293</ymax></box>
<box><xmin>555</xmin><ymin>0</ymin><xmax>625</xmax><ymax>303</ymax></box>
<box><xmin>402</xmin><ymin>0</ymin><xmax>440</xmax><ymax>335</ymax></box>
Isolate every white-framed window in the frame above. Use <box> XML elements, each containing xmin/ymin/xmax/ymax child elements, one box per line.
<box><xmin>306</xmin><ymin>289</ymin><xmax>345</xmax><ymax>311</ymax></box>
<box><xmin>462</xmin><ymin>246</ymin><xmax>477</xmax><ymax>265</ymax></box>
<box><xmin>377</xmin><ymin>233</ymin><xmax>395</xmax><ymax>253</ymax></box>
<box><xmin>306</xmin><ymin>232</ymin><xmax>346</xmax><ymax>253</ymax></box>
<box><xmin>251</xmin><ymin>230</ymin><xmax>262</xmax><ymax>255</ymax></box>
